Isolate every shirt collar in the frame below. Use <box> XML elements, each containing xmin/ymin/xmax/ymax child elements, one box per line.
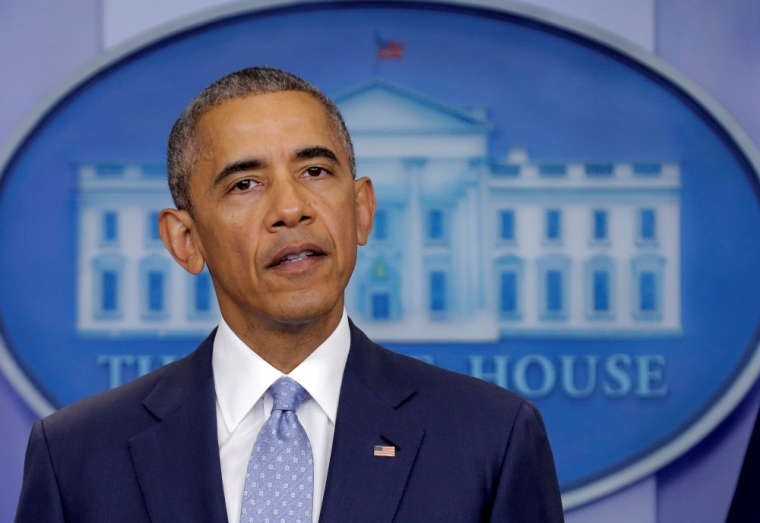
<box><xmin>212</xmin><ymin>309</ymin><xmax>350</xmax><ymax>433</ymax></box>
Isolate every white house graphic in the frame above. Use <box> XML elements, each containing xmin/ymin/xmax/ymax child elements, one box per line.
<box><xmin>76</xmin><ymin>79</ymin><xmax>681</xmax><ymax>341</ymax></box>
<box><xmin>76</xmin><ymin>164</ymin><xmax>220</xmax><ymax>337</ymax></box>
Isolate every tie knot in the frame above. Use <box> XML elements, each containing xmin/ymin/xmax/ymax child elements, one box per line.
<box><xmin>269</xmin><ymin>377</ymin><xmax>308</xmax><ymax>412</ymax></box>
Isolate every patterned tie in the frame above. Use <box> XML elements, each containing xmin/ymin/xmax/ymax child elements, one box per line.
<box><xmin>241</xmin><ymin>377</ymin><xmax>314</xmax><ymax>523</ymax></box>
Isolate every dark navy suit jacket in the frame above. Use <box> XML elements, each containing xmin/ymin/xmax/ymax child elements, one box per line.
<box><xmin>16</xmin><ymin>321</ymin><xmax>564</xmax><ymax>522</ymax></box>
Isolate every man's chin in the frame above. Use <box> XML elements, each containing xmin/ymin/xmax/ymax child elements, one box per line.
<box><xmin>264</xmin><ymin>294</ymin><xmax>343</xmax><ymax>327</ymax></box>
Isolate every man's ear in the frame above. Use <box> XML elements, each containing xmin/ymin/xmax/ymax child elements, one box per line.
<box><xmin>354</xmin><ymin>176</ymin><xmax>376</xmax><ymax>246</ymax></box>
<box><xmin>159</xmin><ymin>208</ymin><xmax>206</xmax><ymax>275</ymax></box>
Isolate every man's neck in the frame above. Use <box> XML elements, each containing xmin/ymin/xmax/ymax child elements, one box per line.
<box><xmin>220</xmin><ymin>303</ymin><xmax>344</xmax><ymax>374</ymax></box>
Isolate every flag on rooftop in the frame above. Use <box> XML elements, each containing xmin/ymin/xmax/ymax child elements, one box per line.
<box><xmin>375</xmin><ymin>33</ymin><xmax>404</xmax><ymax>59</ymax></box>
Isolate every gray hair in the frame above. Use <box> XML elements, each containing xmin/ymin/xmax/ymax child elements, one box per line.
<box><xmin>167</xmin><ymin>67</ymin><xmax>355</xmax><ymax>215</ymax></box>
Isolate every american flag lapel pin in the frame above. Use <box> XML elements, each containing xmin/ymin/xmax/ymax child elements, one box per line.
<box><xmin>374</xmin><ymin>445</ymin><xmax>396</xmax><ymax>457</ymax></box>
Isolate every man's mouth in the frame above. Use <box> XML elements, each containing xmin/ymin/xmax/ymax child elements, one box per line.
<box><xmin>268</xmin><ymin>244</ymin><xmax>327</xmax><ymax>268</ymax></box>
<box><xmin>279</xmin><ymin>250</ymin><xmax>317</xmax><ymax>265</ymax></box>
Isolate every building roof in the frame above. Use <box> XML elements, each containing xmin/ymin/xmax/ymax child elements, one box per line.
<box><xmin>334</xmin><ymin>78</ymin><xmax>494</xmax><ymax>135</ymax></box>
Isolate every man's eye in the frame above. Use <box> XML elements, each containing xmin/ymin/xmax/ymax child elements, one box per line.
<box><xmin>233</xmin><ymin>179</ymin><xmax>252</xmax><ymax>191</ymax></box>
<box><xmin>305</xmin><ymin>167</ymin><xmax>326</xmax><ymax>177</ymax></box>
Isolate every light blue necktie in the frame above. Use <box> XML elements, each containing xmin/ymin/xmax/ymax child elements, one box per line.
<box><xmin>241</xmin><ymin>377</ymin><xmax>314</xmax><ymax>523</ymax></box>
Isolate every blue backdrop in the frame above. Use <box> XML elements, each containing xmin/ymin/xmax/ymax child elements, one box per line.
<box><xmin>1</xmin><ymin>3</ymin><xmax>759</xmax><ymax>494</ymax></box>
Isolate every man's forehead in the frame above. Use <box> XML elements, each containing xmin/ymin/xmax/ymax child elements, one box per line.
<box><xmin>201</xmin><ymin>91</ymin><xmax>330</xmax><ymax>130</ymax></box>
<box><xmin>195</xmin><ymin>92</ymin><xmax>341</xmax><ymax>152</ymax></box>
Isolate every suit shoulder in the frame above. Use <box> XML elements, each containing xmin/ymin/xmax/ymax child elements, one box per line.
<box><xmin>40</xmin><ymin>351</ymin><xmax>190</xmax><ymax>441</ymax></box>
<box><xmin>377</xmin><ymin>343</ymin><xmax>525</xmax><ymax>410</ymax></box>
<box><xmin>363</xmin><ymin>341</ymin><xmax>546</xmax><ymax>457</ymax></box>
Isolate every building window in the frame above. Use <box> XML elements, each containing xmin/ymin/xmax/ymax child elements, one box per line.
<box><xmin>640</xmin><ymin>209</ymin><xmax>656</xmax><ymax>241</ymax></box>
<box><xmin>500</xmin><ymin>272</ymin><xmax>517</xmax><ymax>313</ymax></box>
<box><xmin>140</xmin><ymin>255</ymin><xmax>170</xmax><ymax>320</ymax></box>
<box><xmin>374</xmin><ymin>209</ymin><xmax>388</xmax><ymax>240</ymax></box>
<box><xmin>187</xmin><ymin>270</ymin><xmax>216</xmax><ymax>321</ymax></box>
<box><xmin>593</xmin><ymin>210</ymin><xmax>607</xmax><ymax>240</ymax></box>
<box><xmin>586</xmin><ymin>164</ymin><xmax>614</xmax><ymax>177</ymax></box>
<box><xmin>102</xmin><ymin>271</ymin><xmax>118</xmax><ymax>311</ymax></box>
<box><xmin>631</xmin><ymin>254</ymin><xmax>665</xmax><ymax>320</ymax></box>
<box><xmin>593</xmin><ymin>271</ymin><xmax>610</xmax><ymax>312</ymax></box>
<box><xmin>102</xmin><ymin>212</ymin><xmax>118</xmax><ymax>243</ymax></box>
<box><xmin>500</xmin><ymin>210</ymin><xmax>515</xmax><ymax>241</ymax></box>
<box><xmin>428</xmin><ymin>210</ymin><xmax>444</xmax><ymax>241</ymax></box>
<box><xmin>195</xmin><ymin>272</ymin><xmax>212</xmax><ymax>312</ymax></box>
<box><xmin>585</xmin><ymin>255</ymin><xmax>616</xmax><ymax>319</ymax></box>
<box><xmin>546</xmin><ymin>210</ymin><xmax>562</xmax><ymax>240</ymax></box>
<box><xmin>424</xmin><ymin>254</ymin><xmax>451</xmax><ymax>319</ymax></box>
<box><xmin>148</xmin><ymin>211</ymin><xmax>161</xmax><ymax>242</ymax></box>
<box><xmin>546</xmin><ymin>271</ymin><xmax>563</xmax><ymax>312</ymax></box>
<box><xmin>92</xmin><ymin>254</ymin><xmax>125</xmax><ymax>320</ymax></box>
<box><xmin>372</xmin><ymin>293</ymin><xmax>390</xmax><ymax>319</ymax></box>
<box><xmin>538</xmin><ymin>255</ymin><xmax>570</xmax><ymax>320</ymax></box>
<box><xmin>430</xmin><ymin>271</ymin><xmax>447</xmax><ymax>312</ymax></box>
<box><xmin>492</xmin><ymin>163</ymin><xmax>520</xmax><ymax>176</ymax></box>
<box><xmin>640</xmin><ymin>272</ymin><xmax>657</xmax><ymax>311</ymax></box>
<box><xmin>148</xmin><ymin>271</ymin><xmax>164</xmax><ymax>312</ymax></box>
<box><xmin>633</xmin><ymin>163</ymin><xmax>661</xmax><ymax>176</ymax></box>
<box><xmin>494</xmin><ymin>255</ymin><xmax>523</xmax><ymax>320</ymax></box>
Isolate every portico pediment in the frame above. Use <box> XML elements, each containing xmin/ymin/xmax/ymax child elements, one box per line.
<box><xmin>334</xmin><ymin>79</ymin><xmax>493</xmax><ymax>135</ymax></box>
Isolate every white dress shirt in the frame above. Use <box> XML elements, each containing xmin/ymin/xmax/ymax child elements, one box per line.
<box><xmin>212</xmin><ymin>309</ymin><xmax>351</xmax><ymax>523</ymax></box>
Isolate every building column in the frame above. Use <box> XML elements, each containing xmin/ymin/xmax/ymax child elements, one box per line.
<box><xmin>402</xmin><ymin>158</ymin><xmax>426</xmax><ymax>321</ymax></box>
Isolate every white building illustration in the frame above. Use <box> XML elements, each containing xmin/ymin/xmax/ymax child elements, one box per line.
<box><xmin>76</xmin><ymin>79</ymin><xmax>681</xmax><ymax>341</ymax></box>
<box><xmin>76</xmin><ymin>164</ymin><xmax>220</xmax><ymax>337</ymax></box>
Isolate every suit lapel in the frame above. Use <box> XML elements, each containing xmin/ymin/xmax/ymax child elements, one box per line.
<box><xmin>129</xmin><ymin>334</ymin><xmax>229</xmax><ymax>523</ymax></box>
<box><xmin>319</xmin><ymin>322</ymin><xmax>424</xmax><ymax>523</ymax></box>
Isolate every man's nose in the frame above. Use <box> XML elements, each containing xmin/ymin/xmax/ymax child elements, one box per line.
<box><xmin>265</xmin><ymin>174</ymin><xmax>314</xmax><ymax>231</ymax></box>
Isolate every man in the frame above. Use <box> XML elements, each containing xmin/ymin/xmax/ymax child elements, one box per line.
<box><xmin>16</xmin><ymin>67</ymin><xmax>564</xmax><ymax>523</ymax></box>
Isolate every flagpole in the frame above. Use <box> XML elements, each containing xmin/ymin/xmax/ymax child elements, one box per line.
<box><xmin>373</xmin><ymin>31</ymin><xmax>380</xmax><ymax>78</ymax></box>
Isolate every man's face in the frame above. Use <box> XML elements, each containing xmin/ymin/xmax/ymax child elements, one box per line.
<box><xmin>185</xmin><ymin>91</ymin><xmax>374</xmax><ymax>327</ymax></box>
